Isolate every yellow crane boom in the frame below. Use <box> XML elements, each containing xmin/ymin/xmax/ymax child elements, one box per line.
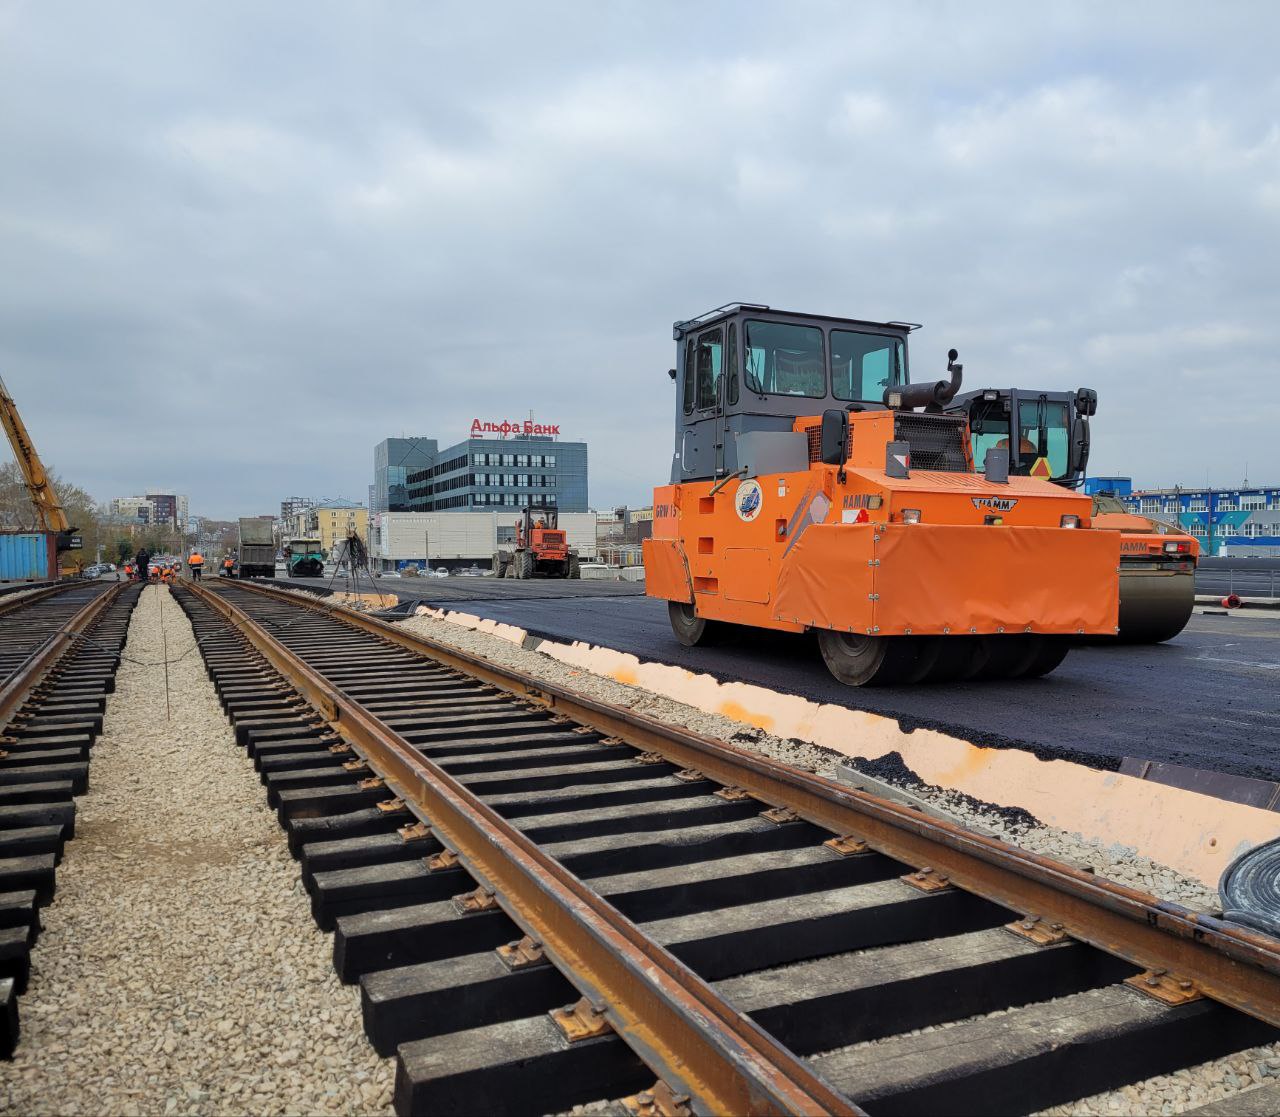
<box><xmin>0</xmin><ymin>375</ymin><xmax>77</xmax><ymax>577</ymax></box>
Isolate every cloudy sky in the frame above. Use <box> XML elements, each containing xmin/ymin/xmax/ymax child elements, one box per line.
<box><xmin>1</xmin><ymin>2</ymin><xmax>1277</xmax><ymax>519</ymax></box>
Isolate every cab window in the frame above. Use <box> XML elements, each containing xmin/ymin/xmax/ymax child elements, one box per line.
<box><xmin>971</xmin><ymin>415</ymin><xmax>1012</xmax><ymax>472</ymax></box>
<box><xmin>726</xmin><ymin>324</ymin><xmax>739</xmax><ymax>405</ymax></box>
<box><xmin>681</xmin><ymin>337</ymin><xmax>695</xmax><ymax>414</ymax></box>
<box><xmin>1017</xmin><ymin>399</ymin><xmax>1070</xmax><ymax>477</ymax></box>
<box><xmin>744</xmin><ymin>320</ymin><xmax>825</xmax><ymax>397</ymax></box>
<box><xmin>831</xmin><ymin>330</ymin><xmax>904</xmax><ymax>403</ymax></box>
<box><xmin>695</xmin><ymin>327</ymin><xmax>723</xmax><ymax>410</ymax></box>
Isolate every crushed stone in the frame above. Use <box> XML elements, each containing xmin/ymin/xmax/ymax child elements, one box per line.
<box><xmin>2</xmin><ymin>585</ymin><xmax>394</xmax><ymax>1116</ymax></box>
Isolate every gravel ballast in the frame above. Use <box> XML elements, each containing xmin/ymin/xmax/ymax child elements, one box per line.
<box><xmin>397</xmin><ymin>606</ymin><xmax>1279</xmax><ymax>1115</ymax></box>
<box><xmin>1</xmin><ymin>585</ymin><xmax>394</xmax><ymax>1115</ymax></box>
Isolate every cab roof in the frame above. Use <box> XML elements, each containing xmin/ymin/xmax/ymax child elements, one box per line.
<box><xmin>673</xmin><ymin>302</ymin><xmax>921</xmax><ymax>340</ymax></box>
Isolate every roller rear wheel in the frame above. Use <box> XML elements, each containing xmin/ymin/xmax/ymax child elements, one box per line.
<box><xmin>818</xmin><ymin>632</ymin><xmax>934</xmax><ymax>687</ymax></box>
<box><xmin>925</xmin><ymin>636</ymin><xmax>989</xmax><ymax>682</ymax></box>
<box><xmin>1023</xmin><ymin>638</ymin><xmax>1072</xmax><ymax>678</ymax></box>
<box><xmin>668</xmin><ymin>601</ymin><xmax>721</xmax><ymax>647</ymax></box>
<box><xmin>974</xmin><ymin>635</ymin><xmax>1041</xmax><ymax>680</ymax></box>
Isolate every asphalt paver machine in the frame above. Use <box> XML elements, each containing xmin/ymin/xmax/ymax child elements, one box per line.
<box><xmin>642</xmin><ymin>304</ymin><xmax>1121</xmax><ymax>685</ymax></box>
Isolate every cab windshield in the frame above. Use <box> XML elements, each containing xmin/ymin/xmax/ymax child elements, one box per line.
<box><xmin>831</xmin><ymin>330</ymin><xmax>905</xmax><ymax>403</ymax></box>
<box><xmin>744</xmin><ymin>320</ymin><xmax>825</xmax><ymax>397</ymax></box>
<box><xmin>1017</xmin><ymin>398</ymin><xmax>1070</xmax><ymax>478</ymax></box>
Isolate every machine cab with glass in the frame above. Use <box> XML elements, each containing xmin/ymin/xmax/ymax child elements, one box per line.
<box><xmin>669</xmin><ymin>304</ymin><xmax>913</xmax><ymax>484</ymax></box>
<box><xmin>953</xmin><ymin>387</ymin><xmax>1096</xmax><ymax>486</ymax></box>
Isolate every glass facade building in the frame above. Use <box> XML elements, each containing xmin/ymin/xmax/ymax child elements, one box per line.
<box><xmin>373</xmin><ymin>437</ymin><xmax>438</xmax><ymax>513</ymax></box>
<box><xmin>394</xmin><ymin>435</ymin><xmax>588</xmax><ymax>513</ymax></box>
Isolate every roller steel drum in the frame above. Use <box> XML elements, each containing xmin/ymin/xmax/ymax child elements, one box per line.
<box><xmin>1117</xmin><ymin>568</ymin><xmax>1196</xmax><ymax>643</ymax></box>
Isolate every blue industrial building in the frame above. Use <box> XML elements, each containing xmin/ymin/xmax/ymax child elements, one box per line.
<box><xmin>1091</xmin><ymin>478</ymin><xmax>1280</xmax><ymax>556</ymax></box>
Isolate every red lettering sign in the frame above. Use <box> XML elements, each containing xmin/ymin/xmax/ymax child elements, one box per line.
<box><xmin>469</xmin><ymin>418</ymin><xmax>561</xmax><ymax>439</ymax></box>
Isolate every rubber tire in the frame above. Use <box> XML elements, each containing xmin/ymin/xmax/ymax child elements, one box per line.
<box><xmin>924</xmin><ymin>636</ymin><xmax>988</xmax><ymax>682</ymax></box>
<box><xmin>1023</xmin><ymin>638</ymin><xmax>1072</xmax><ymax>679</ymax></box>
<box><xmin>818</xmin><ymin>632</ymin><xmax>929</xmax><ymax>687</ymax></box>
<box><xmin>667</xmin><ymin>601</ymin><xmax>721</xmax><ymax>647</ymax></box>
<box><xmin>568</xmin><ymin>556</ymin><xmax>581</xmax><ymax>579</ymax></box>
<box><xmin>515</xmin><ymin>550</ymin><xmax>534</xmax><ymax>580</ymax></box>
<box><xmin>900</xmin><ymin>637</ymin><xmax>944</xmax><ymax>684</ymax></box>
<box><xmin>974</xmin><ymin>635</ymin><xmax>1041</xmax><ymax>680</ymax></box>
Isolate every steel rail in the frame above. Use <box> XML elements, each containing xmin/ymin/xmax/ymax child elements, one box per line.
<box><xmin>0</xmin><ymin>582</ymin><xmax>124</xmax><ymax>729</ymax></box>
<box><xmin>0</xmin><ymin>581</ymin><xmax>82</xmax><ymax>618</ymax></box>
<box><xmin>188</xmin><ymin>579</ymin><xmax>858</xmax><ymax>1117</ymax></box>
<box><xmin>206</xmin><ymin>579</ymin><xmax>1280</xmax><ymax>1032</ymax></box>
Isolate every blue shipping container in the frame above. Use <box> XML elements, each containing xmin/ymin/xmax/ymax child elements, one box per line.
<box><xmin>0</xmin><ymin>533</ymin><xmax>54</xmax><ymax>581</ymax></box>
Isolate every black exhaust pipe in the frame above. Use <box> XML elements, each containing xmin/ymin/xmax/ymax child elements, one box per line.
<box><xmin>885</xmin><ymin>348</ymin><xmax>964</xmax><ymax>411</ymax></box>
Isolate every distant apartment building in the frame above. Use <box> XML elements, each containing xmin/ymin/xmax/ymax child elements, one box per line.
<box><xmin>145</xmin><ymin>492</ymin><xmax>189</xmax><ymax>529</ymax></box>
<box><xmin>109</xmin><ymin>496</ymin><xmax>155</xmax><ymax>523</ymax></box>
<box><xmin>280</xmin><ymin>496</ymin><xmax>313</xmax><ymax>522</ymax></box>
<box><xmin>1102</xmin><ymin>480</ymin><xmax>1280</xmax><ymax>557</ymax></box>
<box><xmin>309</xmin><ymin>500</ymin><xmax>368</xmax><ymax>554</ymax></box>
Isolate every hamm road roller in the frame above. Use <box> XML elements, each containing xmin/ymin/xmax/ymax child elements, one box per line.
<box><xmin>949</xmin><ymin>385</ymin><xmax>1198</xmax><ymax>642</ymax></box>
<box><xmin>642</xmin><ymin>304</ymin><xmax>1121</xmax><ymax>685</ymax></box>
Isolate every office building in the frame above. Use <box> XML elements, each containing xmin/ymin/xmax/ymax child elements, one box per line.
<box><xmin>373</xmin><ymin>423</ymin><xmax>588</xmax><ymax>514</ymax></box>
<box><xmin>373</xmin><ymin>438</ymin><xmax>437</xmax><ymax>513</ymax></box>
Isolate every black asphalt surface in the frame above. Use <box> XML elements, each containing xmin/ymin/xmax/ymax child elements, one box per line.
<box><xmin>388</xmin><ymin>588</ymin><xmax>1280</xmax><ymax>781</ymax></box>
<box><xmin>283</xmin><ymin>573</ymin><xmax>646</xmax><ymax>604</ymax></box>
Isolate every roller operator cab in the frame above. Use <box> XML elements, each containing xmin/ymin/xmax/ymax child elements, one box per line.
<box><xmin>951</xmin><ymin>386</ymin><xmax>1199</xmax><ymax>643</ymax></box>
<box><xmin>642</xmin><ymin>305</ymin><xmax>1121</xmax><ymax>685</ymax></box>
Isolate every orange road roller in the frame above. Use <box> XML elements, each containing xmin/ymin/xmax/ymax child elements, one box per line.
<box><xmin>642</xmin><ymin>304</ymin><xmax>1121</xmax><ymax>685</ymax></box>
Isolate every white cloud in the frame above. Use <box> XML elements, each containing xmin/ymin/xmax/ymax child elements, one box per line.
<box><xmin>0</xmin><ymin>1</ymin><xmax>1277</xmax><ymax>512</ymax></box>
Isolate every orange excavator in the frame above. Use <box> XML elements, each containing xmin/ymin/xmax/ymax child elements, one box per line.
<box><xmin>949</xmin><ymin>386</ymin><xmax>1198</xmax><ymax>642</ymax></box>
<box><xmin>643</xmin><ymin>304</ymin><xmax>1120</xmax><ymax>685</ymax></box>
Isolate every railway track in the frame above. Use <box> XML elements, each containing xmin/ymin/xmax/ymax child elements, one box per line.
<box><xmin>0</xmin><ymin>578</ymin><xmax>141</xmax><ymax>1056</ymax></box>
<box><xmin>173</xmin><ymin>578</ymin><xmax>1280</xmax><ymax>1116</ymax></box>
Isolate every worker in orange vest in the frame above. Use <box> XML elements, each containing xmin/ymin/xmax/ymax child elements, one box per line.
<box><xmin>221</xmin><ymin>555</ymin><xmax>235</xmax><ymax>577</ymax></box>
<box><xmin>188</xmin><ymin>550</ymin><xmax>205</xmax><ymax>581</ymax></box>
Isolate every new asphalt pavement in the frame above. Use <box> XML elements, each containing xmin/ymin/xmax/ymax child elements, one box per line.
<box><xmin>285</xmin><ymin>571</ymin><xmax>1280</xmax><ymax>782</ymax></box>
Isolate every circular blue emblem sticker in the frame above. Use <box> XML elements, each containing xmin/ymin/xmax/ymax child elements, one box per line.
<box><xmin>735</xmin><ymin>479</ymin><xmax>763</xmax><ymax>522</ymax></box>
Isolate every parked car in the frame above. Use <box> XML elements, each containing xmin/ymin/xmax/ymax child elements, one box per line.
<box><xmin>430</xmin><ymin>567</ymin><xmax>450</xmax><ymax>578</ymax></box>
<box><xmin>378</xmin><ymin>570</ymin><xmax>401</xmax><ymax>578</ymax></box>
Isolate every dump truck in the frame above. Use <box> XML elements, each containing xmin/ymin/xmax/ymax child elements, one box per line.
<box><xmin>950</xmin><ymin>386</ymin><xmax>1198</xmax><ymax>642</ymax></box>
<box><xmin>236</xmin><ymin>518</ymin><xmax>276</xmax><ymax>579</ymax></box>
<box><xmin>492</xmin><ymin>508</ymin><xmax>581</xmax><ymax>579</ymax></box>
<box><xmin>283</xmin><ymin>536</ymin><xmax>325</xmax><ymax>578</ymax></box>
<box><xmin>643</xmin><ymin>304</ymin><xmax>1120</xmax><ymax>685</ymax></box>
